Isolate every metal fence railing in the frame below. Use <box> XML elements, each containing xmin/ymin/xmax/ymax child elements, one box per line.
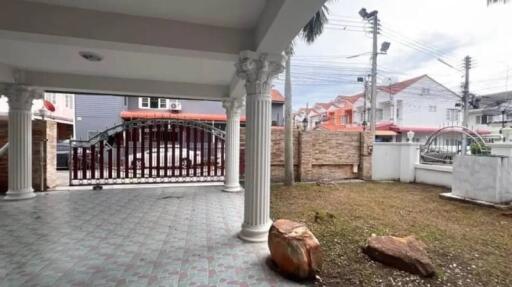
<box><xmin>420</xmin><ymin>126</ymin><xmax>490</xmax><ymax>165</ymax></box>
<box><xmin>69</xmin><ymin>119</ymin><xmax>225</xmax><ymax>186</ymax></box>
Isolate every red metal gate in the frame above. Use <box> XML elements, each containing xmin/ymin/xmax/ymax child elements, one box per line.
<box><xmin>69</xmin><ymin>120</ymin><xmax>225</xmax><ymax>186</ymax></box>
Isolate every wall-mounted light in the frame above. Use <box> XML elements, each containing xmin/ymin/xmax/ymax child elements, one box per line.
<box><xmin>79</xmin><ymin>51</ymin><xmax>103</xmax><ymax>62</ymax></box>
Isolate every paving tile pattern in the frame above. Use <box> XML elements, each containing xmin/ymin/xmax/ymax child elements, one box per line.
<box><xmin>0</xmin><ymin>187</ymin><xmax>303</xmax><ymax>287</ymax></box>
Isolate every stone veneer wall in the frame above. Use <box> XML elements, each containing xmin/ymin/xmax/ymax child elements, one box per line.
<box><xmin>0</xmin><ymin>119</ymin><xmax>58</xmax><ymax>193</ymax></box>
<box><xmin>241</xmin><ymin>128</ymin><xmax>372</xmax><ymax>182</ymax></box>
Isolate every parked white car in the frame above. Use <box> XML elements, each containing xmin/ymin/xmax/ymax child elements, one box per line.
<box><xmin>129</xmin><ymin>146</ymin><xmax>201</xmax><ymax>168</ymax></box>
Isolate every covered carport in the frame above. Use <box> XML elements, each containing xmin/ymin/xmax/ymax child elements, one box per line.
<box><xmin>0</xmin><ymin>0</ymin><xmax>327</xmax><ymax>244</ymax></box>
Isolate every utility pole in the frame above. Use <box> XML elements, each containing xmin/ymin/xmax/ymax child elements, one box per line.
<box><xmin>369</xmin><ymin>12</ymin><xmax>379</xmax><ymax>138</ymax></box>
<box><xmin>358</xmin><ymin>8</ymin><xmax>388</xmax><ymax>137</ymax></box>
<box><xmin>461</xmin><ymin>55</ymin><xmax>472</xmax><ymax>154</ymax></box>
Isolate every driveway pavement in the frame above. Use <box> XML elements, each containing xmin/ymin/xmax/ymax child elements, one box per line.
<box><xmin>0</xmin><ymin>186</ymin><xmax>302</xmax><ymax>286</ymax></box>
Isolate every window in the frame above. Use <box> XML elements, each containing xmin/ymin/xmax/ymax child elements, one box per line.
<box><xmin>64</xmin><ymin>94</ymin><xmax>73</xmax><ymax>109</ymax></box>
<box><xmin>446</xmin><ymin>109</ymin><xmax>459</xmax><ymax>121</ymax></box>
<box><xmin>482</xmin><ymin>115</ymin><xmax>492</xmax><ymax>124</ymax></box>
<box><xmin>340</xmin><ymin>115</ymin><xmax>349</xmax><ymax>124</ymax></box>
<box><xmin>429</xmin><ymin>105</ymin><xmax>437</xmax><ymax>112</ymax></box>
<box><xmin>376</xmin><ymin>109</ymin><xmax>384</xmax><ymax>121</ymax></box>
<box><xmin>139</xmin><ymin>97</ymin><xmax>168</xmax><ymax>109</ymax></box>
<box><xmin>421</xmin><ymin>88</ymin><xmax>430</xmax><ymax>95</ymax></box>
<box><xmin>45</xmin><ymin>93</ymin><xmax>56</xmax><ymax>104</ymax></box>
<box><xmin>149</xmin><ymin>98</ymin><xmax>159</xmax><ymax>109</ymax></box>
<box><xmin>141</xmin><ymin>97</ymin><xmax>149</xmax><ymax>108</ymax></box>
<box><xmin>396</xmin><ymin>100</ymin><xmax>403</xmax><ymax>120</ymax></box>
<box><xmin>124</xmin><ymin>96</ymin><xmax>128</xmax><ymax>106</ymax></box>
<box><xmin>357</xmin><ymin>107</ymin><xmax>364</xmax><ymax>122</ymax></box>
<box><xmin>475</xmin><ymin>115</ymin><xmax>482</xmax><ymax>124</ymax></box>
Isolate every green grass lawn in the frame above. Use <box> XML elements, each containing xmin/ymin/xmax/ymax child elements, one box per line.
<box><xmin>270</xmin><ymin>182</ymin><xmax>512</xmax><ymax>287</ymax></box>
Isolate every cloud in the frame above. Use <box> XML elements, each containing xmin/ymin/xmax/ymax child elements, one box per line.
<box><xmin>285</xmin><ymin>0</ymin><xmax>512</xmax><ymax>109</ymax></box>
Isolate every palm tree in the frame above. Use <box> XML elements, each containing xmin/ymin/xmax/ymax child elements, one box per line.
<box><xmin>284</xmin><ymin>3</ymin><xmax>330</xmax><ymax>186</ymax></box>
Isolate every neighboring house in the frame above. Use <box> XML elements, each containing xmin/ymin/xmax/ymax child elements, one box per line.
<box><xmin>468</xmin><ymin>90</ymin><xmax>512</xmax><ymax>136</ymax></box>
<box><xmin>351</xmin><ymin>75</ymin><xmax>463</xmax><ymax>142</ymax></box>
<box><xmin>318</xmin><ymin>99</ymin><xmax>360</xmax><ymax>131</ymax></box>
<box><xmin>0</xmin><ymin>92</ymin><xmax>74</xmax><ymax>141</ymax></box>
<box><xmin>296</xmin><ymin>75</ymin><xmax>465</xmax><ymax>143</ymax></box>
<box><xmin>75</xmin><ymin>89</ymin><xmax>285</xmax><ymax>140</ymax></box>
<box><xmin>270</xmin><ymin>90</ymin><xmax>285</xmax><ymax>126</ymax></box>
<box><xmin>74</xmin><ymin>95</ymin><xmax>128</xmax><ymax>140</ymax></box>
<box><xmin>294</xmin><ymin>107</ymin><xmax>321</xmax><ymax>130</ymax></box>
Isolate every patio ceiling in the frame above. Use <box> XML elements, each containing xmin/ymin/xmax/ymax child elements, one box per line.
<box><xmin>0</xmin><ymin>0</ymin><xmax>327</xmax><ymax>100</ymax></box>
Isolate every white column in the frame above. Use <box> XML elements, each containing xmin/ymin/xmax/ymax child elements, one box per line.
<box><xmin>222</xmin><ymin>96</ymin><xmax>244</xmax><ymax>192</ymax></box>
<box><xmin>2</xmin><ymin>84</ymin><xmax>42</xmax><ymax>201</ymax></box>
<box><xmin>236</xmin><ymin>51</ymin><xmax>284</xmax><ymax>242</ymax></box>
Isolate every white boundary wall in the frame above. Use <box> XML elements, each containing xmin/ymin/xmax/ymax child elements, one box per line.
<box><xmin>414</xmin><ymin>164</ymin><xmax>452</xmax><ymax>188</ymax></box>
<box><xmin>373</xmin><ymin>143</ymin><xmax>512</xmax><ymax>204</ymax></box>
<box><xmin>452</xmin><ymin>155</ymin><xmax>512</xmax><ymax>204</ymax></box>
<box><xmin>372</xmin><ymin>142</ymin><xmax>452</xmax><ymax>188</ymax></box>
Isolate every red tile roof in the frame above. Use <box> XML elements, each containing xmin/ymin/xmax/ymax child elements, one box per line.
<box><xmin>333</xmin><ymin>75</ymin><xmax>427</xmax><ymax>105</ymax></box>
<box><xmin>271</xmin><ymin>89</ymin><xmax>285</xmax><ymax>103</ymax></box>
<box><xmin>315</xmin><ymin>102</ymin><xmax>332</xmax><ymax>109</ymax></box>
<box><xmin>337</xmin><ymin>94</ymin><xmax>363</xmax><ymax>104</ymax></box>
<box><xmin>121</xmin><ymin>111</ymin><xmax>246</xmax><ymax>122</ymax></box>
<box><xmin>378</xmin><ymin>75</ymin><xmax>426</xmax><ymax>95</ymax></box>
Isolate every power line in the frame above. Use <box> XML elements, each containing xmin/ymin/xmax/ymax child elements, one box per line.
<box><xmin>379</xmin><ymin>31</ymin><xmax>461</xmax><ymax>72</ymax></box>
<box><xmin>379</xmin><ymin>22</ymin><xmax>455</xmax><ymax>59</ymax></box>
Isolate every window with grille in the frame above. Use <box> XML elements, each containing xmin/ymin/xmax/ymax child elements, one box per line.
<box><xmin>139</xmin><ymin>97</ymin><xmax>168</xmax><ymax>109</ymax></box>
<box><xmin>446</xmin><ymin>109</ymin><xmax>459</xmax><ymax>121</ymax></box>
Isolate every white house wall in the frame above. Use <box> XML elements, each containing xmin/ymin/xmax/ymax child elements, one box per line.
<box><xmin>0</xmin><ymin>92</ymin><xmax>74</xmax><ymax>123</ymax></box>
<box><xmin>396</xmin><ymin>77</ymin><xmax>460</xmax><ymax>127</ymax></box>
<box><xmin>352</xmin><ymin>77</ymin><xmax>460</xmax><ymax>130</ymax></box>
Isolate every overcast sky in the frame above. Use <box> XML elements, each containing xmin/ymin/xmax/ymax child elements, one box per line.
<box><xmin>274</xmin><ymin>0</ymin><xmax>512</xmax><ymax>109</ymax></box>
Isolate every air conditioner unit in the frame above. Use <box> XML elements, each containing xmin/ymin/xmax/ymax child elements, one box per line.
<box><xmin>169</xmin><ymin>101</ymin><xmax>182</xmax><ymax>111</ymax></box>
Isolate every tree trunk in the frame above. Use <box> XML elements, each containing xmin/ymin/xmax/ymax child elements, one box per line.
<box><xmin>284</xmin><ymin>51</ymin><xmax>294</xmax><ymax>186</ymax></box>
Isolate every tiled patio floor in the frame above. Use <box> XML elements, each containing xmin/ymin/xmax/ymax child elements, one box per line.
<box><xmin>0</xmin><ymin>186</ymin><xmax>303</xmax><ymax>287</ymax></box>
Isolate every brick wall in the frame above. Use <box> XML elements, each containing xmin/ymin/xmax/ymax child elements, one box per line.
<box><xmin>0</xmin><ymin>119</ymin><xmax>58</xmax><ymax>193</ymax></box>
<box><xmin>298</xmin><ymin>130</ymin><xmax>372</xmax><ymax>181</ymax></box>
<box><xmin>241</xmin><ymin>127</ymin><xmax>373</xmax><ymax>182</ymax></box>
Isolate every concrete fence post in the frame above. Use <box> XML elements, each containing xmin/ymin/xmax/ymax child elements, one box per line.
<box><xmin>399</xmin><ymin>143</ymin><xmax>420</xmax><ymax>183</ymax></box>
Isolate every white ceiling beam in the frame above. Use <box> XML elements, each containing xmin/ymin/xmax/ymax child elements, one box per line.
<box><xmin>0</xmin><ymin>63</ymin><xmax>14</xmax><ymax>83</ymax></box>
<box><xmin>20</xmin><ymin>71</ymin><xmax>229</xmax><ymax>100</ymax></box>
<box><xmin>0</xmin><ymin>0</ymin><xmax>252</xmax><ymax>60</ymax></box>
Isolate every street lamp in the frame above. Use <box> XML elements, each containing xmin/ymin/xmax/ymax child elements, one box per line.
<box><xmin>380</xmin><ymin>41</ymin><xmax>391</xmax><ymax>53</ymax></box>
<box><xmin>346</xmin><ymin>42</ymin><xmax>391</xmax><ymax>59</ymax></box>
<box><xmin>302</xmin><ymin>117</ymin><xmax>308</xmax><ymax>131</ymax></box>
<box><xmin>359</xmin><ymin>8</ymin><xmax>378</xmax><ymax>19</ymax></box>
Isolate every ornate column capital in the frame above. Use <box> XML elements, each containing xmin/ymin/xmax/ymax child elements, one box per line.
<box><xmin>222</xmin><ymin>96</ymin><xmax>245</xmax><ymax>116</ymax></box>
<box><xmin>235</xmin><ymin>51</ymin><xmax>285</xmax><ymax>96</ymax></box>
<box><xmin>1</xmin><ymin>84</ymin><xmax>43</xmax><ymax>111</ymax></box>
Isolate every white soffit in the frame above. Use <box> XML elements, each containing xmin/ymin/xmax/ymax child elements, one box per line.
<box><xmin>0</xmin><ymin>38</ymin><xmax>235</xmax><ymax>85</ymax></box>
<box><xmin>22</xmin><ymin>0</ymin><xmax>268</xmax><ymax>29</ymax></box>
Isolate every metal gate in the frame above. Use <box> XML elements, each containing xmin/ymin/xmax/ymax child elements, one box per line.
<box><xmin>69</xmin><ymin>119</ymin><xmax>225</xmax><ymax>186</ymax></box>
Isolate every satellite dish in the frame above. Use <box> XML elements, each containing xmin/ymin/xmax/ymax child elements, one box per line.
<box><xmin>44</xmin><ymin>100</ymin><xmax>56</xmax><ymax>112</ymax></box>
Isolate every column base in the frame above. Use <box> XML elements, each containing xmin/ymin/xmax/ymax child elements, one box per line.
<box><xmin>238</xmin><ymin>221</ymin><xmax>272</xmax><ymax>243</ymax></box>
<box><xmin>223</xmin><ymin>184</ymin><xmax>244</xmax><ymax>193</ymax></box>
<box><xmin>2</xmin><ymin>189</ymin><xmax>36</xmax><ymax>201</ymax></box>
